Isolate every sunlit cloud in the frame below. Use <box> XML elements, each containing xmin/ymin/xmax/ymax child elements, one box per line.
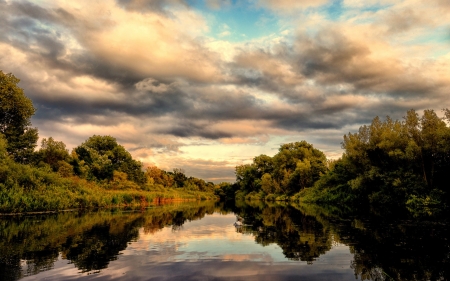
<box><xmin>1</xmin><ymin>0</ymin><xmax>448</xmax><ymax>182</ymax></box>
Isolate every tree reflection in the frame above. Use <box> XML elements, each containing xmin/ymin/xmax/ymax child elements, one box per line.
<box><xmin>1</xmin><ymin>201</ymin><xmax>448</xmax><ymax>281</ymax></box>
<box><xmin>0</xmin><ymin>202</ymin><xmax>216</xmax><ymax>281</ymax></box>
<box><xmin>234</xmin><ymin>202</ymin><xmax>332</xmax><ymax>262</ymax></box>
<box><xmin>234</xmin><ymin>201</ymin><xmax>450</xmax><ymax>280</ymax></box>
<box><xmin>346</xmin><ymin>218</ymin><xmax>450</xmax><ymax>281</ymax></box>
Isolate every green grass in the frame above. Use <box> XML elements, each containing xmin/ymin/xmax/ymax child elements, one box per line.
<box><xmin>0</xmin><ymin>180</ymin><xmax>217</xmax><ymax>213</ymax></box>
<box><xmin>0</xmin><ymin>168</ymin><xmax>217</xmax><ymax>214</ymax></box>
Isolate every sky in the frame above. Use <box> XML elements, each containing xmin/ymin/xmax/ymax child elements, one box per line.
<box><xmin>1</xmin><ymin>0</ymin><xmax>449</xmax><ymax>183</ymax></box>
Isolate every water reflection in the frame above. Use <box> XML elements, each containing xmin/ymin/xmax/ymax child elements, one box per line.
<box><xmin>231</xmin><ymin>201</ymin><xmax>450</xmax><ymax>280</ymax></box>
<box><xmin>0</xmin><ymin>201</ymin><xmax>448</xmax><ymax>280</ymax></box>
<box><xmin>0</xmin><ymin>202</ymin><xmax>216</xmax><ymax>280</ymax></box>
<box><xmin>233</xmin><ymin>202</ymin><xmax>332</xmax><ymax>263</ymax></box>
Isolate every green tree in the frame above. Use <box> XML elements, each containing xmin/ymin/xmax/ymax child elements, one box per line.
<box><xmin>272</xmin><ymin>141</ymin><xmax>327</xmax><ymax>194</ymax></box>
<box><xmin>0</xmin><ymin>133</ymin><xmax>9</xmax><ymax>162</ymax></box>
<box><xmin>261</xmin><ymin>173</ymin><xmax>275</xmax><ymax>194</ymax></box>
<box><xmin>73</xmin><ymin>135</ymin><xmax>145</xmax><ymax>184</ymax></box>
<box><xmin>145</xmin><ymin>166</ymin><xmax>174</xmax><ymax>188</ymax></box>
<box><xmin>36</xmin><ymin>137</ymin><xmax>70</xmax><ymax>172</ymax></box>
<box><xmin>253</xmin><ymin>155</ymin><xmax>274</xmax><ymax>176</ymax></box>
<box><xmin>0</xmin><ymin>71</ymin><xmax>38</xmax><ymax>163</ymax></box>
<box><xmin>309</xmin><ymin>109</ymin><xmax>450</xmax><ymax>208</ymax></box>
<box><xmin>235</xmin><ymin>141</ymin><xmax>327</xmax><ymax>197</ymax></box>
<box><xmin>419</xmin><ymin>109</ymin><xmax>448</xmax><ymax>189</ymax></box>
<box><xmin>172</xmin><ymin>168</ymin><xmax>187</xmax><ymax>188</ymax></box>
<box><xmin>235</xmin><ymin>164</ymin><xmax>260</xmax><ymax>193</ymax></box>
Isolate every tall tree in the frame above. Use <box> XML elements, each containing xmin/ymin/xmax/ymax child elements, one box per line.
<box><xmin>235</xmin><ymin>141</ymin><xmax>327</xmax><ymax>196</ymax></box>
<box><xmin>36</xmin><ymin>137</ymin><xmax>70</xmax><ymax>172</ymax></box>
<box><xmin>0</xmin><ymin>71</ymin><xmax>38</xmax><ymax>163</ymax></box>
<box><xmin>73</xmin><ymin>135</ymin><xmax>145</xmax><ymax>184</ymax></box>
<box><xmin>272</xmin><ymin>141</ymin><xmax>327</xmax><ymax>194</ymax></box>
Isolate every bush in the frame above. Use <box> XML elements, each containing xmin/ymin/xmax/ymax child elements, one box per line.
<box><xmin>275</xmin><ymin>194</ymin><xmax>289</xmax><ymax>201</ymax></box>
<box><xmin>245</xmin><ymin>191</ymin><xmax>264</xmax><ymax>201</ymax></box>
<box><xmin>406</xmin><ymin>189</ymin><xmax>445</xmax><ymax>216</ymax></box>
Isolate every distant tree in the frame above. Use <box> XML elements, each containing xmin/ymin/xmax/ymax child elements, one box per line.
<box><xmin>214</xmin><ymin>182</ymin><xmax>239</xmax><ymax>200</ymax></box>
<box><xmin>235</xmin><ymin>141</ymin><xmax>327</xmax><ymax>197</ymax></box>
<box><xmin>145</xmin><ymin>166</ymin><xmax>174</xmax><ymax>187</ymax></box>
<box><xmin>73</xmin><ymin>135</ymin><xmax>145</xmax><ymax>184</ymax></box>
<box><xmin>261</xmin><ymin>173</ymin><xmax>275</xmax><ymax>194</ymax></box>
<box><xmin>0</xmin><ymin>133</ymin><xmax>8</xmax><ymax>161</ymax></box>
<box><xmin>172</xmin><ymin>168</ymin><xmax>187</xmax><ymax>188</ymax></box>
<box><xmin>235</xmin><ymin>164</ymin><xmax>260</xmax><ymax>193</ymax></box>
<box><xmin>253</xmin><ymin>155</ymin><xmax>274</xmax><ymax>177</ymax></box>
<box><xmin>271</xmin><ymin>141</ymin><xmax>327</xmax><ymax>194</ymax></box>
<box><xmin>0</xmin><ymin>71</ymin><xmax>38</xmax><ymax>163</ymax></box>
<box><xmin>36</xmin><ymin>137</ymin><xmax>70</xmax><ymax>172</ymax></box>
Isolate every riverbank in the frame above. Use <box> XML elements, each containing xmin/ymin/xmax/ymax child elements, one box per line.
<box><xmin>0</xmin><ymin>175</ymin><xmax>218</xmax><ymax>214</ymax></box>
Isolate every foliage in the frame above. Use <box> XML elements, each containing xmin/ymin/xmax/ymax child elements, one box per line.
<box><xmin>0</xmin><ymin>71</ymin><xmax>38</xmax><ymax>163</ymax></box>
<box><xmin>405</xmin><ymin>189</ymin><xmax>446</xmax><ymax>217</ymax></box>
<box><xmin>34</xmin><ymin>137</ymin><xmax>71</xmax><ymax>173</ymax></box>
<box><xmin>245</xmin><ymin>191</ymin><xmax>265</xmax><ymax>201</ymax></box>
<box><xmin>0</xmin><ymin>165</ymin><xmax>216</xmax><ymax>213</ymax></box>
<box><xmin>214</xmin><ymin>182</ymin><xmax>238</xmax><ymax>200</ymax></box>
<box><xmin>73</xmin><ymin>135</ymin><xmax>146</xmax><ymax>184</ymax></box>
<box><xmin>0</xmin><ymin>134</ymin><xmax>217</xmax><ymax>213</ymax></box>
<box><xmin>0</xmin><ymin>145</ymin><xmax>218</xmax><ymax>212</ymax></box>
<box><xmin>299</xmin><ymin>109</ymin><xmax>450</xmax><ymax>213</ymax></box>
<box><xmin>235</xmin><ymin>141</ymin><xmax>328</xmax><ymax>199</ymax></box>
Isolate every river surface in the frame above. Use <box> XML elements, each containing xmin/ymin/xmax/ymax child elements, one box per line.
<box><xmin>0</xmin><ymin>201</ymin><xmax>448</xmax><ymax>281</ymax></box>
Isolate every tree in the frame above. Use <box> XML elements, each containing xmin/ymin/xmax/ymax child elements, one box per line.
<box><xmin>329</xmin><ymin>109</ymin><xmax>450</xmax><ymax>206</ymax></box>
<box><xmin>253</xmin><ymin>155</ymin><xmax>274</xmax><ymax>177</ymax></box>
<box><xmin>145</xmin><ymin>166</ymin><xmax>174</xmax><ymax>187</ymax></box>
<box><xmin>0</xmin><ymin>71</ymin><xmax>38</xmax><ymax>163</ymax></box>
<box><xmin>73</xmin><ymin>135</ymin><xmax>145</xmax><ymax>184</ymax></box>
<box><xmin>234</xmin><ymin>141</ymin><xmax>328</xmax><ymax>197</ymax></box>
<box><xmin>172</xmin><ymin>168</ymin><xmax>187</xmax><ymax>187</ymax></box>
<box><xmin>272</xmin><ymin>141</ymin><xmax>327</xmax><ymax>194</ymax></box>
<box><xmin>36</xmin><ymin>137</ymin><xmax>70</xmax><ymax>172</ymax></box>
<box><xmin>261</xmin><ymin>173</ymin><xmax>275</xmax><ymax>194</ymax></box>
<box><xmin>235</xmin><ymin>164</ymin><xmax>260</xmax><ymax>193</ymax></box>
<box><xmin>0</xmin><ymin>133</ymin><xmax>8</xmax><ymax>162</ymax></box>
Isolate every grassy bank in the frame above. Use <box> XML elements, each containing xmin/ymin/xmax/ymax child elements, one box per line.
<box><xmin>0</xmin><ymin>165</ymin><xmax>217</xmax><ymax>214</ymax></box>
<box><xmin>0</xmin><ymin>177</ymin><xmax>217</xmax><ymax>213</ymax></box>
<box><xmin>0</xmin><ymin>136</ymin><xmax>217</xmax><ymax>214</ymax></box>
<box><xmin>0</xmin><ymin>173</ymin><xmax>217</xmax><ymax>214</ymax></box>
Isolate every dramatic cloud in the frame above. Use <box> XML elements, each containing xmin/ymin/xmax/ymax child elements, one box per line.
<box><xmin>0</xmin><ymin>0</ymin><xmax>448</xmax><ymax>181</ymax></box>
<box><xmin>257</xmin><ymin>0</ymin><xmax>330</xmax><ymax>11</ymax></box>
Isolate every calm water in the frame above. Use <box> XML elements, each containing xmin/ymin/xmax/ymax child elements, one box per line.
<box><xmin>0</xmin><ymin>201</ymin><xmax>448</xmax><ymax>281</ymax></box>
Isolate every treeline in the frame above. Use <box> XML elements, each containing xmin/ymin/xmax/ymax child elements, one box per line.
<box><xmin>234</xmin><ymin>109</ymin><xmax>450</xmax><ymax>213</ymax></box>
<box><xmin>0</xmin><ymin>71</ymin><xmax>217</xmax><ymax>212</ymax></box>
<box><xmin>29</xmin><ymin>135</ymin><xmax>218</xmax><ymax>193</ymax></box>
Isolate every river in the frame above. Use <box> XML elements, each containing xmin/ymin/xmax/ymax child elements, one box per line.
<box><xmin>0</xmin><ymin>201</ymin><xmax>448</xmax><ymax>280</ymax></box>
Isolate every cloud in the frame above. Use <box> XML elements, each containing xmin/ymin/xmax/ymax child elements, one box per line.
<box><xmin>257</xmin><ymin>0</ymin><xmax>330</xmax><ymax>11</ymax></box>
<box><xmin>206</xmin><ymin>0</ymin><xmax>232</xmax><ymax>10</ymax></box>
<box><xmin>135</xmin><ymin>78</ymin><xmax>175</xmax><ymax>93</ymax></box>
<box><xmin>1</xmin><ymin>0</ymin><xmax>449</xmax><ymax>182</ymax></box>
<box><xmin>342</xmin><ymin>0</ymin><xmax>396</xmax><ymax>8</ymax></box>
<box><xmin>381</xmin><ymin>7</ymin><xmax>428</xmax><ymax>34</ymax></box>
<box><xmin>232</xmin><ymin>49</ymin><xmax>304</xmax><ymax>93</ymax></box>
<box><xmin>115</xmin><ymin>0</ymin><xmax>187</xmax><ymax>13</ymax></box>
<box><xmin>1</xmin><ymin>0</ymin><xmax>222</xmax><ymax>85</ymax></box>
